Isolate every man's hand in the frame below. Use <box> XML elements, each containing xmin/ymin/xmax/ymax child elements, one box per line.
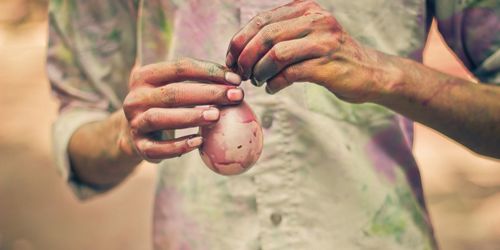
<box><xmin>226</xmin><ymin>0</ymin><xmax>398</xmax><ymax>103</ymax></box>
<box><xmin>122</xmin><ymin>58</ymin><xmax>243</xmax><ymax>162</ymax></box>
<box><xmin>67</xmin><ymin>58</ymin><xmax>242</xmax><ymax>189</ymax></box>
<box><xmin>226</xmin><ymin>0</ymin><xmax>500</xmax><ymax>158</ymax></box>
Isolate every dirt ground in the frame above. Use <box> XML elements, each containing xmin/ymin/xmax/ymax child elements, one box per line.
<box><xmin>0</xmin><ymin>1</ymin><xmax>499</xmax><ymax>250</ymax></box>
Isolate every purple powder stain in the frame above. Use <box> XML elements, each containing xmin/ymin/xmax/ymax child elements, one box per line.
<box><xmin>366</xmin><ymin>133</ymin><xmax>397</xmax><ymax>183</ymax></box>
<box><xmin>437</xmin><ymin>8</ymin><xmax>499</xmax><ymax>70</ymax></box>
<box><xmin>153</xmin><ymin>187</ymin><xmax>201</xmax><ymax>250</ymax></box>
<box><xmin>407</xmin><ymin>47</ymin><xmax>424</xmax><ymax>62</ymax></box>
<box><xmin>365</xmin><ymin>118</ymin><xmax>426</xmax><ymax>207</ymax></box>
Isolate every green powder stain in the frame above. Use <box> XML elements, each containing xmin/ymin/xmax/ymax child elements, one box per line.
<box><xmin>364</xmin><ymin>182</ymin><xmax>435</xmax><ymax>249</ymax></box>
<box><xmin>367</xmin><ymin>195</ymin><xmax>407</xmax><ymax>243</ymax></box>
<box><xmin>107</xmin><ymin>29</ymin><xmax>122</xmax><ymax>42</ymax></box>
<box><xmin>157</xmin><ymin>8</ymin><xmax>174</xmax><ymax>49</ymax></box>
<box><xmin>395</xmin><ymin>186</ymin><xmax>431</xmax><ymax>238</ymax></box>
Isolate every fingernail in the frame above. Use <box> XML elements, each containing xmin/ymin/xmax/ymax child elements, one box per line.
<box><xmin>251</xmin><ymin>77</ymin><xmax>265</xmax><ymax>87</ymax></box>
<box><xmin>226</xmin><ymin>53</ymin><xmax>234</xmax><ymax>67</ymax></box>
<box><xmin>203</xmin><ymin>108</ymin><xmax>220</xmax><ymax>121</ymax></box>
<box><xmin>265</xmin><ymin>85</ymin><xmax>275</xmax><ymax>95</ymax></box>
<box><xmin>227</xmin><ymin>88</ymin><xmax>244</xmax><ymax>101</ymax></box>
<box><xmin>225</xmin><ymin>72</ymin><xmax>241</xmax><ymax>85</ymax></box>
<box><xmin>187</xmin><ymin>137</ymin><xmax>203</xmax><ymax>148</ymax></box>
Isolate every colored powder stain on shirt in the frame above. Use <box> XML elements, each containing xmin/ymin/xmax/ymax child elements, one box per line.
<box><xmin>365</xmin><ymin>195</ymin><xmax>408</xmax><ymax>243</ymax></box>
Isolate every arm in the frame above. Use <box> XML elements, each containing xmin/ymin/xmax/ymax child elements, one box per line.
<box><xmin>67</xmin><ymin>110</ymin><xmax>141</xmax><ymax>189</ymax></box>
<box><xmin>225</xmin><ymin>0</ymin><xmax>500</xmax><ymax>158</ymax></box>
<box><xmin>47</xmin><ymin>0</ymin><xmax>143</xmax><ymax>192</ymax></box>
<box><xmin>375</xmin><ymin>53</ymin><xmax>500</xmax><ymax>158</ymax></box>
<box><xmin>379</xmin><ymin>0</ymin><xmax>500</xmax><ymax>157</ymax></box>
<box><xmin>64</xmin><ymin>60</ymin><xmax>244</xmax><ymax>189</ymax></box>
<box><xmin>49</xmin><ymin>0</ymin><xmax>244</xmax><ymax>192</ymax></box>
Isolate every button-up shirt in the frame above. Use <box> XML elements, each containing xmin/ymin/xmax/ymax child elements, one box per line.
<box><xmin>47</xmin><ymin>0</ymin><xmax>499</xmax><ymax>249</ymax></box>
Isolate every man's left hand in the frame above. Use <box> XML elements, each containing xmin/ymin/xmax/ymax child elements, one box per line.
<box><xmin>226</xmin><ymin>0</ymin><xmax>399</xmax><ymax>103</ymax></box>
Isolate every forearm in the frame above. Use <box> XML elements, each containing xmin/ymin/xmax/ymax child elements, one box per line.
<box><xmin>376</xmin><ymin>54</ymin><xmax>500</xmax><ymax>158</ymax></box>
<box><xmin>68</xmin><ymin>109</ymin><xmax>143</xmax><ymax>189</ymax></box>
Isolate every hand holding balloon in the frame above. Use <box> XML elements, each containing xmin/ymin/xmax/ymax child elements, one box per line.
<box><xmin>200</xmin><ymin>101</ymin><xmax>263</xmax><ymax>175</ymax></box>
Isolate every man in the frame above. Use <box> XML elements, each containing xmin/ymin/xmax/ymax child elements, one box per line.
<box><xmin>47</xmin><ymin>0</ymin><xmax>499</xmax><ymax>249</ymax></box>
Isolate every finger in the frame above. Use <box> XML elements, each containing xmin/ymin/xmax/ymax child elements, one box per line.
<box><xmin>265</xmin><ymin>58</ymin><xmax>319</xmax><ymax>94</ymax></box>
<box><xmin>123</xmin><ymin>83</ymin><xmax>244</xmax><ymax>117</ymax></box>
<box><xmin>252</xmin><ymin>37</ymin><xmax>327</xmax><ymax>86</ymax></box>
<box><xmin>226</xmin><ymin>0</ymin><xmax>320</xmax><ymax>68</ymax></box>
<box><xmin>131</xmin><ymin>107</ymin><xmax>220</xmax><ymax>134</ymax></box>
<box><xmin>132</xmin><ymin>57</ymin><xmax>241</xmax><ymax>87</ymax></box>
<box><xmin>135</xmin><ymin>135</ymin><xmax>203</xmax><ymax>161</ymax></box>
<box><xmin>236</xmin><ymin>17</ymin><xmax>314</xmax><ymax>80</ymax></box>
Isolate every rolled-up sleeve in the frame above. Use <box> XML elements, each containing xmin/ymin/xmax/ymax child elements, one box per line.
<box><xmin>47</xmin><ymin>0</ymin><xmax>138</xmax><ymax>195</ymax></box>
<box><xmin>433</xmin><ymin>0</ymin><xmax>500</xmax><ymax>84</ymax></box>
<box><xmin>47</xmin><ymin>14</ymin><xmax>110</xmax><ymax>184</ymax></box>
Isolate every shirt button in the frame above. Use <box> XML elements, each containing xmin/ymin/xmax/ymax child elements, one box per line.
<box><xmin>261</xmin><ymin>113</ymin><xmax>273</xmax><ymax>129</ymax></box>
<box><xmin>270</xmin><ymin>212</ymin><xmax>282</xmax><ymax>226</ymax></box>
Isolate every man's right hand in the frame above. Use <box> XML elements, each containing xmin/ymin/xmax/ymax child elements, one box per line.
<box><xmin>122</xmin><ymin>58</ymin><xmax>243</xmax><ymax>162</ymax></box>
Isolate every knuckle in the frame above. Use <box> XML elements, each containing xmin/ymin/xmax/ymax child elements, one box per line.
<box><xmin>283</xmin><ymin>65</ymin><xmax>299</xmax><ymax>82</ymax></box>
<box><xmin>122</xmin><ymin>95</ymin><xmax>135</xmax><ymax>115</ymax></box>
<box><xmin>189</xmin><ymin>109</ymin><xmax>204</xmax><ymax>123</ymax></box>
<box><xmin>204</xmin><ymin>63</ymin><xmax>223</xmax><ymax>77</ymax></box>
<box><xmin>177</xmin><ymin>141</ymin><xmax>191</xmax><ymax>154</ymax></box>
<box><xmin>295</xmin><ymin>0</ymin><xmax>318</xmax><ymax>9</ymax></box>
<box><xmin>129</xmin><ymin>67</ymin><xmax>145</xmax><ymax>87</ymax></box>
<box><xmin>176</xmin><ymin>57</ymin><xmax>193</xmax><ymax>66</ymax></box>
<box><xmin>259</xmin><ymin>25</ymin><xmax>279</xmax><ymax>48</ymax></box>
<box><xmin>259</xmin><ymin>26</ymin><xmax>273</xmax><ymax>41</ymax></box>
<box><xmin>237</xmin><ymin>55</ymin><xmax>249</xmax><ymax>69</ymax></box>
<box><xmin>311</xmin><ymin>42</ymin><xmax>329</xmax><ymax>54</ymax></box>
<box><xmin>129</xmin><ymin>115</ymin><xmax>140</xmax><ymax>131</ymax></box>
<box><xmin>160</xmin><ymin>86</ymin><xmax>179</xmax><ymax>106</ymax></box>
<box><xmin>123</xmin><ymin>91</ymin><xmax>143</xmax><ymax>118</ymax></box>
<box><xmin>123</xmin><ymin>90</ymin><xmax>139</xmax><ymax>105</ymax></box>
<box><xmin>211</xmin><ymin>86</ymin><xmax>228</xmax><ymax>102</ymax></box>
<box><xmin>173</xmin><ymin>57</ymin><xmax>193</xmax><ymax>73</ymax></box>
<box><xmin>304</xmin><ymin>0</ymin><xmax>320</xmax><ymax>9</ymax></box>
<box><xmin>272</xmin><ymin>43</ymin><xmax>290</xmax><ymax>63</ymax></box>
<box><xmin>229</xmin><ymin>37</ymin><xmax>238</xmax><ymax>49</ymax></box>
<box><xmin>307</xmin><ymin>11</ymin><xmax>327</xmax><ymax>24</ymax></box>
<box><xmin>229</xmin><ymin>34</ymin><xmax>244</xmax><ymax>52</ymax></box>
<box><xmin>142</xmin><ymin>109</ymin><xmax>159</xmax><ymax>129</ymax></box>
<box><xmin>324</xmin><ymin>15</ymin><xmax>337</xmax><ymax>27</ymax></box>
<box><xmin>253</xmin><ymin>13</ymin><xmax>270</xmax><ymax>29</ymax></box>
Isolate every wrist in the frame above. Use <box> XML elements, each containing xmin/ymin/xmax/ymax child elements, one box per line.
<box><xmin>371</xmin><ymin>52</ymin><xmax>410</xmax><ymax>106</ymax></box>
<box><xmin>325</xmin><ymin>48</ymin><xmax>407</xmax><ymax>104</ymax></box>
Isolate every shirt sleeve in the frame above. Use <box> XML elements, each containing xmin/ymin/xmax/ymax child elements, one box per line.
<box><xmin>432</xmin><ymin>0</ymin><xmax>500</xmax><ymax>84</ymax></box>
<box><xmin>47</xmin><ymin>0</ymin><xmax>138</xmax><ymax>197</ymax></box>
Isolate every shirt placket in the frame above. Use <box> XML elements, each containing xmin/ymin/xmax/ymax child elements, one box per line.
<box><xmin>239</xmin><ymin>2</ymin><xmax>302</xmax><ymax>249</ymax></box>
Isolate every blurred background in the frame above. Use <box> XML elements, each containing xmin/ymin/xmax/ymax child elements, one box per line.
<box><xmin>0</xmin><ymin>1</ymin><xmax>499</xmax><ymax>249</ymax></box>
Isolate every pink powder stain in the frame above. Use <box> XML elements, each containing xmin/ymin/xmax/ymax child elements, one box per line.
<box><xmin>176</xmin><ymin>0</ymin><xmax>217</xmax><ymax>58</ymax></box>
<box><xmin>153</xmin><ymin>187</ymin><xmax>200</xmax><ymax>250</ymax></box>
